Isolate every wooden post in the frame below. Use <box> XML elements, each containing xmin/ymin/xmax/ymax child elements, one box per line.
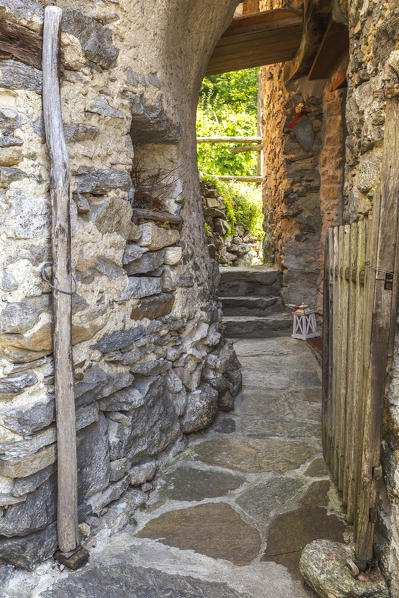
<box><xmin>42</xmin><ymin>6</ymin><xmax>79</xmax><ymax>557</ymax></box>
<box><xmin>197</xmin><ymin>136</ymin><xmax>262</xmax><ymax>143</ymax></box>
<box><xmin>257</xmin><ymin>71</ymin><xmax>263</xmax><ymax>178</ymax></box>
<box><xmin>229</xmin><ymin>144</ymin><xmax>263</xmax><ymax>153</ymax></box>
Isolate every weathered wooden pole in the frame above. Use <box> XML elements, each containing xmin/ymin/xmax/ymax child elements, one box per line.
<box><xmin>256</xmin><ymin>70</ymin><xmax>263</xmax><ymax>178</ymax></box>
<box><xmin>197</xmin><ymin>136</ymin><xmax>262</xmax><ymax>143</ymax></box>
<box><xmin>42</xmin><ymin>6</ymin><xmax>81</xmax><ymax>562</ymax></box>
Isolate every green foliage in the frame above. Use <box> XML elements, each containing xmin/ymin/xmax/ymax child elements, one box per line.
<box><xmin>199</xmin><ymin>69</ymin><xmax>259</xmax><ymax>115</ymax></box>
<box><xmin>204</xmin><ymin>222</ymin><xmax>212</xmax><ymax>237</ymax></box>
<box><xmin>196</xmin><ymin>68</ymin><xmax>259</xmax><ymax>177</ymax></box>
<box><xmin>223</xmin><ymin>181</ymin><xmax>264</xmax><ymax>240</ymax></box>
<box><xmin>201</xmin><ymin>175</ymin><xmax>264</xmax><ymax>241</ymax></box>
<box><xmin>223</xmin><ymin>194</ymin><xmax>236</xmax><ymax>236</ymax></box>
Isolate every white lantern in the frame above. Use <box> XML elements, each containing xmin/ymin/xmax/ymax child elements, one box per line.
<box><xmin>290</xmin><ymin>305</ymin><xmax>320</xmax><ymax>340</ymax></box>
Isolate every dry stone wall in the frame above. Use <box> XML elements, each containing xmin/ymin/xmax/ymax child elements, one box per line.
<box><xmin>0</xmin><ymin>0</ymin><xmax>241</xmax><ymax>569</ymax></box>
<box><xmin>260</xmin><ymin>0</ymin><xmax>344</xmax><ymax>313</ymax></box>
<box><xmin>260</xmin><ymin>67</ymin><xmax>325</xmax><ymax>308</ymax></box>
<box><xmin>201</xmin><ymin>179</ymin><xmax>263</xmax><ymax>267</ymax></box>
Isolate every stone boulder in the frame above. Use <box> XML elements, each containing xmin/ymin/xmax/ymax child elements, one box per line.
<box><xmin>299</xmin><ymin>540</ymin><xmax>389</xmax><ymax>598</ymax></box>
<box><xmin>139</xmin><ymin>222</ymin><xmax>180</xmax><ymax>251</ymax></box>
<box><xmin>0</xmin><ymin>476</ymin><xmax>56</xmax><ymax>537</ymax></box>
<box><xmin>107</xmin><ymin>377</ymin><xmax>180</xmax><ymax>462</ymax></box>
<box><xmin>182</xmin><ymin>384</ymin><xmax>218</xmax><ymax>434</ymax></box>
<box><xmin>77</xmin><ymin>414</ymin><xmax>110</xmax><ymax>502</ymax></box>
<box><xmin>0</xmin><ymin>522</ymin><xmax>57</xmax><ymax>570</ymax></box>
<box><xmin>0</xmin><ymin>371</ymin><xmax>37</xmax><ymax>400</ymax></box>
<box><xmin>62</xmin><ymin>9</ymin><xmax>119</xmax><ymax>68</ymax></box>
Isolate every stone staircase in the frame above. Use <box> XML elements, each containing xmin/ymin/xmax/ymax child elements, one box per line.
<box><xmin>219</xmin><ymin>267</ymin><xmax>292</xmax><ymax>338</ymax></box>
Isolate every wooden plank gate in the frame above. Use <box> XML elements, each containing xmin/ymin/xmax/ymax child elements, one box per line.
<box><xmin>322</xmin><ymin>96</ymin><xmax>399</xmax><ymax>561</ymax></box>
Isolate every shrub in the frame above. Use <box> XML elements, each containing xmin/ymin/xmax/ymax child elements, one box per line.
<box><xmin>201</xmin><ymin>175</ymin><xmax>264</xmax><ymax>241</ymax></box>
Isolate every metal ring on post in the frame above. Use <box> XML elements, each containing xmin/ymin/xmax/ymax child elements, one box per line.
<box><xmin>40</xmin><ymin>262</ymin><xmax>78</xmax><ymax>296</ymax></box>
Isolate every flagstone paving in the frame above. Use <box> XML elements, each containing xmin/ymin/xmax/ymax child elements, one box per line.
<box><xmin>1</xmin><ymin>336</ymin><xmax>349</xmax><ymax>598</ymax></box>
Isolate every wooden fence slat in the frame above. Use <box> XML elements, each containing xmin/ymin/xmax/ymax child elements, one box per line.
<box><xmin>327</xmin><ymin>227</ymin><xmax>335</xmax><ymax>467</ymax></box>
<box><xmin>322</xmin><ymin>229</ymin><xmax>331</xmax><ymax>462</ymax></box>
<box><xmin>338</xmin><ymin>224</ymin><xmax>350</xmax><ymax>496</ymax></box>
<box><xmin>331</xmin><ymin>226</ymin><xmax>340</xmax><ymax>483</ymax></box>
<box><xmin>335</xmin><ymin>225</ymin><xmax>345</xmax><ymax>491</ymax></box>
<box><xmin>355</xmin><ymin>186</ymin><xmax>381</xmax><ymax>549</ymax></box>
<box><xmin>347</xmin><ymin>219</ymin><xmax>366</xmax><ymax>523</ymax></box>
<box><xmin>343</xmin><ymin>222</ymin><xmax>358</xmax><ymax>511</ymax></box>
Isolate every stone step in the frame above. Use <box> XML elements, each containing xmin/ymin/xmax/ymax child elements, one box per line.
<box><xmin>219</xmin><ymin>266</ymin><xmax>281</xmax><ymax>298</ymax></box>
<box><xmin>223</xmin><ymin>313</ymin><xmax>292</xmax><ymax>338</ymax></box>
<box><xmin>221</xmin><ymin>295</ymin><xmax>283</xmax><ymax>317</ymax></box>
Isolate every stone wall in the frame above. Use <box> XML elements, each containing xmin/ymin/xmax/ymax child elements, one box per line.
<box><xmin>260</xmin><ymin>67</ymin><xmax>325</xmax><ymax>308</ymax></box>
<box><xmin>0</xmin><ymin>0</ymin><xmax>242</xmax><ymax>569</ymax></box>
<box><xmin>259</xmin><ymin>2</ymin><xmax>345</xmax><ymax>312</ymax></box>
<box><xmin>201</xmin><ymin>179</ymin><xmax>263</xmax><ymax>267</ymax></box>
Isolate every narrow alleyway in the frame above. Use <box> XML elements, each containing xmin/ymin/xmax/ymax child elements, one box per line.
<box><xmin>3</xmin><ymin>335</ymin><xmax>348</xmax><ymax>598</ymax></box>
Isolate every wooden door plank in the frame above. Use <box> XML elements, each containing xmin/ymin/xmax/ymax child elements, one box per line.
<box><xmin>322</xmin><ymin>228</ymin><xmax>331</xmax><ymax>460</ymax></box>
<box><xmin>347</xmin><ymin>220</ymin><xmax>366</xmax><ymax>522</ymax></box>
<box><xmin>327</xmin><ymin>227</ymin><xmax>335</xmax><ymax>466</ymax></box>
<box><xmin>355</xmin><ymin>190</ymin><xmax>380</xmax><ymax>548</ymax></box>
<box><xmin>338</xmin><ymin>225</ymin><xmax>350</xmax><ymax>494</ymax></box>
<box><xmin>343</xmin><ymin>223</ymin><xmax>358</xmax><ymax>511</ymax></box>
<box><xmin>331</xmin><ymin>226</ymin><xmax>341</xmax><ymax>485</ymax></box>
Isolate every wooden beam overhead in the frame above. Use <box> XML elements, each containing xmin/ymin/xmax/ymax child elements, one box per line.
<box><xmin>206</xmin><ymin>9</ymin><xmax>302</xmax><ymax>76</ymax></box>
<box><xmin>308</xmin><ymin>19</ymin><xmax>349</xmax><ymax>81</ymax></box>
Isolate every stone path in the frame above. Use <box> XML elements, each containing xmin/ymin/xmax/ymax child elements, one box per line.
<box><xmin>1</xmin><ymin>336</ymin><xmax>348</xmax><ymax>598</ymax></box>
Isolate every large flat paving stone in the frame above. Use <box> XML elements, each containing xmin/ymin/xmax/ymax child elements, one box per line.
<box><xmin>304</xmin><ymin>457</ymin><xmax>329</xmax><ymax>477</ymax></box>
<box><xmin>242</xmin><ymin>369</ymin><xmax>290</xmax><ymax>390</ymax></box>
<box><xmin>239</xmin><ymin>354</ymin><xmax>319</xmax><ymax>372</ymax></box>
<box><xmin>235</xmin><ymin>389</ymin><xmax>293</xmax><ymax>417</ymax></box>
<box><xmin>137</xmin><ymin>503</ymin><xmax>261</xmax><ymax>565</ymax></box>
<box><xmin>236</xmin><ymin>389</ymin><xmax>321</xmax><ymax>421</ymax></box>
<box><xmin>193</xmin><ymin>437</ymin><xmax>315</xmax><ymax>473</ymax></box>
<box><xmin>233</xmin><ymin>337</ymin><xmax>300</xmax><ymax>358</ymax></box>
<box><xmin>40</xmin><ymin>564</ymin><xmax>251</xmax><ymax>598</ymax></box>
<box><xmin>262</xmin><ymin>506</ymin><xmax>346</xmax><ymax>579</ymax></box>
<box><xmin>288</xmin><ymin>369</ymin><xmax>321</xmax><ymax>388</ymax></box>
<box><xmin>237</xmin><ymin>416</ymin><xmax>321</xmax><ymax>440</ymax></box>
<box><xmin>300</xmin><ymin>480</ymin><xmax>331</xmax><ymax>507</ymax></box>
<box><xmin>158</xmin><ymin>466</ymin><xmax>243</xmax><ymax>501</ymax></box>
<box><xmin>236</xmin><ymin>477</ymin><xmax>306</xmax><ymax>529</ymax></box>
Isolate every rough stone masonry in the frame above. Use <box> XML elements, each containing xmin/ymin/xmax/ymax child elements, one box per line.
<box><xmin>0</xmin><ymin>0</ymin><xmax>242</xmax><ymax>569</ymax></box>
